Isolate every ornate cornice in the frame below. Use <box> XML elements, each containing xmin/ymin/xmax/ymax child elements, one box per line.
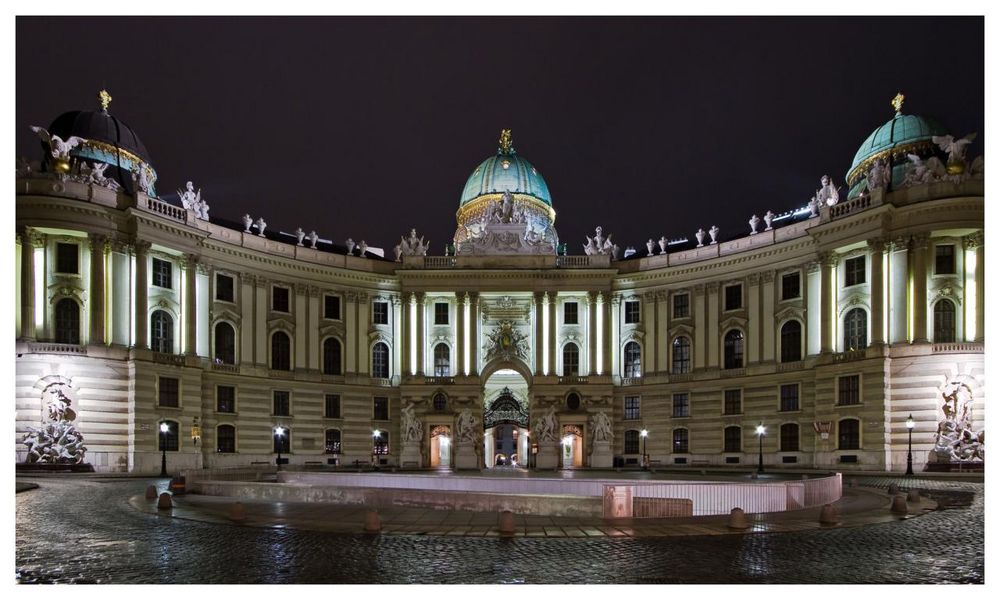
<box><xmin>963</xmin><ymin>231</ymin><xmax>984</xmax><ymax>250</ymax></box>
<box><xmin>805</xmin><ymin>260</ymin><xmax>820</xmax><ymax>274</ymax></box>
<box><xmin>761</xmin><ymin>270</ymin><xmax>776</xmax><ymax>283</ymax></box>
<box><xmin>911</xmin><ymin>232</ymin><xmax>931</xmax><ymax>250</ymax></box>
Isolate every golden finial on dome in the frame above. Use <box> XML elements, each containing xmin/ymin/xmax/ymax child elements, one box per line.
<box><xmin>498</xmin><ymin>129</ymin><xmax>513</xmax><ymax>154</ymax></box>
<box><xmin>99</xmin><ymin>89</ymin><xmax>113</xmax><ymax>112</ymax></box>
<box><xmin>891</xmin><ymin>92</ymin><xmax>905</xmax><ymax>115</ymax></box>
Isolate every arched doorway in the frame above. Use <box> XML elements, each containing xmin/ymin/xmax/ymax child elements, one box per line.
<box><xmin>429</xmin><ymin>425</ymin><xmax>452</xmax><ymax>468</ymax></box>
<box><xmin>561</xmin><ymin>424</ymin><xmax>584</xmax><ymax>468</ymax></box>
<box><xmin>484</xmin><ymin>386</ymin><xmax>529</xmax><ymax>468</ymax></box>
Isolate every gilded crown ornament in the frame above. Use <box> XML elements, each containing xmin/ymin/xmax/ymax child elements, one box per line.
<box><xmin>891</xmin><ymin>92</ymin><xmax>904</xmax><ymax>115</ymax></box>
<box><xmin>99</xmin><ymin>89</ymin><xmax>112</xmax><ymax>112</ymax></box>
<box><xmin>498</xmin><ymin>129</ymin><xmax>514</xmax><ymax>154</ymax></box>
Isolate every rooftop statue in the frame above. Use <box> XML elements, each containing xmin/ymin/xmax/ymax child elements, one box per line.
<box><xmin>254</xmin><ymin>217</ymin><xmax>267</xmax><ymax>237</ymax></box>
<box><xmin>658</xmin><ymin>236</ymin><xmax>668</xmax><ymax>254</ymax></box>
<box><xmin>395</xmin><ymin>229</ymin><xmax>429</xmax><ymax>260</ymax></box>
<box><xmin>695</xmin><ymin>228</ymin><xmax>706</xmax><ymax>248</ymax></box>
<box><xmin>709</xmin><ymin>225</ymin><xmax>719</xmax><ymax>244</ymax></box>
<box><xmin>294</xmin><ymin>227</ymin><xmax>306</xmax><ymax>246</ymax></box>
<box><xmin>933</xmin><ymin>133</ymin><xmax>977</xmax><ymax>174</ymax></box>
<box><xmin>584</xmin><ymin>227</ymin><xmax>615</xmax><ymax>256</ymax></box>
<box><xmin>749</xmin><ymin>214</ymin><xmax>760</xmax><ymax>235</ymax></box>
<box><xmin>177</xmin><ymin>181</ymin><xmax>201</xmax><ymax>211</ymax></box>
<box><xmin>346</xmin><ymin>238</ymin><xmax>355</xmax><ymax>255</ymax></box>
<box><xmin>80</xmin><ymin>162</ymin><xmax>120</xmax><ymax>191</ymax></box>
<box><xmin>865</xmin><ymin>158</ymin><xmax>890</xmax><ymax>193</ymax></box>
<box><xmin>307</xmin><ymin>230</ymin><xmax>318</xmax><ymax>249</ymax></box>
<box><xmin>492</xmin><ymin>190</ymin><xmax>515</xmax><ymax>224</ymax></box>
<box><xmin>30</xmin><ymin>126</ymin><xmax>86</xmax><ymax>161</ymax></box>
<box><xmin>764</xmin><ymin>211</ymin><xmax>775</xmax><ymax>231</ymax></box>
<box><xmin>901</xmin><ymin>153</ymin><xmax>946</xmax><ymax>187</ymax></box>
<box><xmin>242</xmin><ymin>214</ymin><xmax>253</xmax><ymax>233</ymax></box>
<box><xmin>816</xmin><ymin>175</ymin><xmax>840</xmax><ymax>206</ymax></box>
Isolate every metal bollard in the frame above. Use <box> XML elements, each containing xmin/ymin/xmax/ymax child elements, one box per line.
<box><xmin>819</xmin><ymin>503</ymin><xmax>840</xmax><ymax>525</ymax></box>
<box><xmin>364</xmin><ymin>509</ymin><xmax>381</xmax><ymax>533</ymax></box>
<box><xmin>145</xmin><ymin>485</ymin><xmax>158</xmax><ymax>500</ymax></box>
<box><xmin>887</xmin><ymin>483</ymin><xmax>899</xmax><ymax>496</ymax></box>
<box><xmin>498</xmin><ymin>510</ymin><xmax>516</xmax><ymax>536</ymax></box>
<box><xmin>229</xmin><ymin>502</ymin><xmax>247</xmax><ymax>522</ymax></box>
<box><xmin>890</xmin><ymin>494</ymin><xmax>908</xmax><ymax>514</ymax></box>
<box><xmin>157</xmin><ymin>492</ymin><xmax>172</xmax><ymax>510</ymax></box>
<box><xmin>907</xmin><ymin>489</ymin><xmax>921</xmax><ymax>503</ymax></box>
<box><xmin>727</xmin><ymin>507</ymin><xmax>750</xmax><ymax>530</ymax></box>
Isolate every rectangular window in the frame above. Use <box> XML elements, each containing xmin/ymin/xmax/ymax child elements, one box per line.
<box><xmin>624</xmin><ymin>396</ymin><xmax>641</xmax><ymax>420</ymax></box>
<box><xmin>780</xmin><ymin>424</ymin><xmax>800</xmax><ymax>452</ymax></box>
<box><xmin>373</xmin><ymin>396</ymin><xmax>389</xmax><ymax>421</ymax></box>
<box><xmin>55</xmin><ymin>243</ymin><xmax>79</xmax><ymax>274</ymax></box>
<box><xmin>373</xmin><ymin>301</ymin><xmax>389</xmax><ymax>325</ymax></box>
<box><xmin>216</xmin><ymin>385</ymin><xmax>236</xmax><ymax>413</ymax></box>
<box><xmin>215</xmin><ymin>274</ymin><xmax>234</xmax><ymax>303</ymax></box>
<box><xmin>272</xmin><ymin>286</ymin><xmax>290</xmax><ymax>313</ymax></box>
<box><xmin>434</xmin><ymin>302</ymin><xmax>449</xmax><ymax>325</ymax></box>
<box><xmin>152</xmin><ymin>258</ymin><xmax>172</xmax><ymax>289</ymax></box>
<box><xmin>723</xmin><ymin>389</ymin><xmax>742</xmax><ymax>415</ymax></box>
<box><xmin>724</xmin><ymin>284</ymin><xmax>742</xmax><ymax>311</ymax></box>
<box><xmin>845</xmin><ymin>256</ymin><xmax>866</xmax><ymax>287</ymax></box>
<box><xmin>216</xmin><ymin>425</ymin><xmax>236</xmax><ymax>454</ymax></box>
<box><xmin>624</xmin><ymin>300</ymin><xmax>640</xmax><ymax>324</ymax></box>
<box><xmin>624</xmin><ymin>430</ymin><xmax>640</xmax><ymax>454</ymax></box>
<box><xmin>324</xmin><ymin>394</ymin><xmax>341</xmax><ymax>419</ymax></box>
<box><xmin>272</xmin><ymin>390</ymin><xmax>290</xmax><ymax>416</ymax></box>
<box><xmin>158</xmin><ymin>377</ymin><xmax>179</xmax><ymax>408</ymax></box>
<box><xmin>838</xmin><ymin>420</ymin><xmax>860</xmax><ymax>450</ymax></box>
<box><xmin>672</xmin><ymin>293</ymin><xmax>690</xmax><ymax>319</ymax></box>
<box><xmin>672</xmin><ymin>393</ymin><xmax>690</xmax><ymax>418</ymax></box>
<box><xmin>373</xmin><ymin>430</ymin><xmax>390</xmax><ymax>455</ymax></box>
<box><xmin>837</xmin><ymin>375</ymin><xmax>861</xmax><ymax>406</ymax></box>
<box><xmin>673</xmin><ymin>429</ymin><xmax>689</xmax><ymax>454</ymax></box>
<box><xmin>563</xmin><ymin>302</ymin><xmax>579</xmax><ymax>325</ymax></box>
<box><xmin>324</xmin><ymin>295</ymin><xmax>341</xmax><ymax>320</ymax></box>
<box><xmin>724</xmin><ymin>427</ymin><xmax>742</xmax><ymax>453</ymax></box>
<box><xmin>779</xmin><ymin>384</ymin><xmax>800</xmax><ymax>412</ymax></box>
<box><xmin>935</xmin><ymin>244</ymin><xmax>956</xmax><ymax>275</ymax></box>
<box><xmin>781</xmin><ymin>272</ymin><xmax>801</xmax><ymax>300</ymax></box>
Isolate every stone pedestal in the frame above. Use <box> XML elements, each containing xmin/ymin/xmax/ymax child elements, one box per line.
<box><xmin>589</xmin><ymin>440</ymin><xmax>613</xmax><ymax>469</ymax></box>
<box><xmin>400</xmin><ymin>442</ymin><xmax>422</xmax><ymax>468</ymax></box>
<box><xmin>535</xmin><ymin>443</ymin><xmax>559</xmax><ymax>470</ymax></box>
<box><xmin>454</xmin><ymin>441</ymin><xmax>479</xmax><ymax>470</ymax></box>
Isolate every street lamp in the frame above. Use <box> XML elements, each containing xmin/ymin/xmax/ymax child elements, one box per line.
<box><xmin>755</xmin><ymin>423</ymin><xmax>766</xmax><ymax>474</ymax></box>
<box><xmin>372</xmin><ymin>429</ymin><xmax>380</xmax><ymax>467</ymax></box>
<box><xmin>640</xmin><ymin>429</ymin><xmax>649</xmax><ymax>469</ymax></box>
<box><xmin>159</xmin><ymin>421</ymin><xmax>170</xmax><ymax>477</ymax></box>
<box><xmin>274</xmin><ymin>426</ymin><xmax>286</xmax><ymax>471</ymax></box>
<box><xmin>905</xmin><ymin>414</ymin><xmax>915</xmax><ymax>476</ymax></box>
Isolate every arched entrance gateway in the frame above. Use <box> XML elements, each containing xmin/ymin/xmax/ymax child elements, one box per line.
<box><xmin>480</xmin><ymin>360</ymin><xmax>532</xmax><ymax>469</ymax></box>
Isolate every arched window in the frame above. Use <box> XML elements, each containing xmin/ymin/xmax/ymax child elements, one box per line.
<box><xmin>54</xmin><ymin>298</ymin><xmax>80</xmax><ymax>344</ymax></box>
<box><xmin>372</xmin><ymin>342</ymin><xmax>390</xmax><ymax>378</ymax></box>
<box><xmin>158</xmin><ymin>420</ymin><xmax>179</xmax><ymax>451</ymax></box>
<box><xmin>934</xmin><ymin>299</ymin><xmax>956</xmax><ymax>343</ymax></box>
<box><xmin>274</xmin><ymin>427</ymin><xmax>291</xmax><ymax>453</ymax></box>
<box><xmin>323</xmin><ymin>338</ymin><xmax>342</xmax><ymax>375</ymax></box>
<box><xmin>151</xmin><ymin>310</ymin><xmax>174</xmax><ymax>354</ymax></box>
<box><xmin>838</xmin><ymin>418</ymin><xmax>860</xmax><ymax>450</ymax></box>
<box><xmin>623</xmin><ymin>341</ymin><xmax>642</xmax><ymax>378</ymax></box>
<box><xmin>780</xmin><ymin>423</ymin><xmax>799</xmax><ymax>452</ymax></box>
<box><xmin>563</xmin><ymin>342</ymin><xmax>579</xmax><ymax>376</ymax></box>
<box><xmin>325</xmin><ymin>429</ymin><xmax>342</xmax><ymax>454</ymax></box>
<box><xmin>624</xmin><ymin>430</ymin><xmax>640</xmax><ymax>454</ymax></box>
<box><xmin>217</xmin><ymin>424</ymin><xmax>236</xmax><ymax>453</ymax></box>
<box><xmin>432</xmin><ymin>393</ymin><xmax>447</xmax><ymax>412</ymax></box>
<box><xmin>434</xmin><ymin>343</ymin><xmax>450</xmax><ymax>377</ymax></box>
<box><xmin>672</xmin><ymin>428</ymin><xmax>689</xmax><ymax>454</ymax></box>
<box><xmin>671</xmin><ymin>336</ymin><xmax>691</xmax><ymax>374</ymax></box>
<box><xmin>214</xmin><ymin>322</ymin><xmax>236</xmax><ymax>364</ymax></box>
<box><xmin>780</xmin><ymin>320</ymin><xmax>802</xmax><ymax>363</ymax></box>
<box><xmin>271</xmin><ymin>331</ymin><xmax>291</xmax><ymax>371</ymax></box>
<box><xmin>723</xmin><ymin>426</ymin><xmax>742</xmax><ymax>453</ymax></box>
<box><xmin>723</xmin><ymin>329</ymin><xmax>744</xmax><ymax>369</ymax></box>
<box><xmin>844</xmin><ymin>308</ymin><xmax>867</xmax><ymax>351</ymax></box>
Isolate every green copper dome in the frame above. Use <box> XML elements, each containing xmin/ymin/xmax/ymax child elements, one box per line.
<box><xmin>459</xmin><ymin>132</ymin><xmax>552</xmax><ymax>207</ymax></box>
<box><xmin>847</xmin><ymin>108</ymin><xmax>947</xmax><ymax>184</ymax></box>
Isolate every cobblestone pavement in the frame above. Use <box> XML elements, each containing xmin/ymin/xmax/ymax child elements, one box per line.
<box><xmin>15</xmin><ymin>476</ymin><xmax>983</xmax><ymax>584</ymax></box>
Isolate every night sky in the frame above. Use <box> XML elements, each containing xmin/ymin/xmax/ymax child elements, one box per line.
<box><xmin>16</xmin><ymin>17</ymin><xmax>984</xmax><ymax>255</ymax></box>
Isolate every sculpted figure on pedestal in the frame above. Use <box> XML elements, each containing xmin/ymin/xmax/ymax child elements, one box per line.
<box><xmin>658</xmin><ymin>236</ymin><xmax>668</xmax><ymax>254</ymax></box>
<box><xmin>901</xmin><ymin>154</ymin><xmax>946</xmax><ymax>187</ymax></box>
<box><xmin>253</xmin><ymin>217</ymin><xmax>267</xmax><ymax>237</ymax></box>
<box><xmin>177</xmin><ymin>181</ymin><xmax>201</xmax><ymax>211</ymax></box>
<box><xmin>294</xmin><ymin>228</ymin><xmax>305</xmax><ymax>246</ymax></box>
<box><xmin>646</xmin><ymin>239</ymin><xmax>656</xmax><ymax>255</ymax></box>
<box><xmin>346</xmin><ymin>238</ymin><xmax>355</xmax><ymax>255</ymax></box>
<box><xmin>401</xmin><ymin>402</ymin><xmax>423</xmax><ymax>443</ymax></box>
<box><xmin>242</xmin><ymin>214</ymin><xmax>253</xmax><ymax>233</ymax></box>
<box><xmin>533</xmin><ymin>405</ymin><xmax>559</xmax><ymax>443</ymax></box>
<box><xmin>764</xmin><ymin>210</ymin><xmax>775</xmax><ymax>231</ymax></box>
<box><xmin>457</xmin><ymin>408</ymin><xmax>479</xmax><ymax>443</ymax></box>
<box><xmin>695</xmin><ymin>228</ymin><xmax>706</xmax><ymax>248</ymax></box>
<box><xmin>816</xmin><ymin>175</ymin><xmax>840</xmax><ymax>206</ymax></box>
<box><xmin>590</xmin><ymin>411</ymin><xmax>613</xmax><ymax>443</ymax></box>
<box><xmin>749</xmin><ymin>214</ymin><xmax>760</xmax><ymax>235</ymax></box>
<box><xmin>709</xmin><ymin>225</ymin><xmax>719</xmax><ymax>244</ymax></box>
<box><xmin>307</xmin><ymin>230</ymin><xmax>318</xmax><ymax>249</ymax></box>
<box><xmin>358</xmin><ymin>240</ymin><xmax>368</xmax><ymax>256</ymax></box>
<box><xmin>865</xmin><ymin>158</ymin><xmax>890</xmax><ymax>193</ymax></box>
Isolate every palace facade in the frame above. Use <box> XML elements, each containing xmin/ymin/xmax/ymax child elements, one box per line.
<box><xmin>15</xmin><ymin>95</ymin><xmax>984</xmax><ymax>474</ymax></box>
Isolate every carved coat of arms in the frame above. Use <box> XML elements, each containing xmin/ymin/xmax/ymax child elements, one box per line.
<box><xmin>485</xmin><ymin>321</ymin><xmax>529</xmax><ymax>362</ymax></box>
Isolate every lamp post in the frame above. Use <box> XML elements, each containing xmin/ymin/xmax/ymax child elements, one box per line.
<box><xmin>905</xmin><ymin>414</ymin><xmax>915</xmax><ymax>476</ymax></box>
<box><xmin>755</xmin><ymin>423</ymin><xmax>765</xmax><ymax>474</ymax></box>
<box><xmin>274</xmin><ymin>426</ymin><xmax>285</xmax><ymax>471</ymax></box>
<box><xmin>159</xmin><ymin>421</ymin><xmax>170</xmax><ymax>477</ymax></box>
<box><xmin>372</xmin><ymin>429</ymin><xmax>380</xmax><ymax>468</ymax></box>
<box><xmin>640</xmin><ymin>429</ymin><xmax>649</xmax><ymax>469</ymax></box>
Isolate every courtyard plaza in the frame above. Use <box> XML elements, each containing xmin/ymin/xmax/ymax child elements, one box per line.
<box><xmin>15</xmin><ymin>469</ymin><xmax>984</xmax><ymax>584</ymax></box>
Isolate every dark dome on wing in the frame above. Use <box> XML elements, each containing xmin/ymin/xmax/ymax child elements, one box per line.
<box><xmin>48</xmin><ymin>110</ymin><xmax>151</xmax><ymax>162</ymax></box>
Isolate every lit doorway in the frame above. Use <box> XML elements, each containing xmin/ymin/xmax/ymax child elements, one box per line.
<box><xmin>430</xmin><ymin>425</ymin><xmax>452</xmax><ymax>468</ymax></box>
<box><xmin>483</xmin><ymin>380</ymin><xmax>530</xmax><ymax>469</ymax></box>
<box><xmin>561</xmin><ymin>425</ymin><xmax>583</xmax><ymax>468</ymax></box>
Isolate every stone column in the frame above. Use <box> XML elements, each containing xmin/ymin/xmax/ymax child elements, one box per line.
<box><xmin>415</xmin><ymin>292</ymin><xmax>426</xmax><ymax>376</ymax></box>
<box><xmin>239</xmin><ymin>273</ymin><xmax>255</xmax><ymax>364</ymax></box>
<box><xmin>307</xmin><ymin>286</ymin><xmax>321</xmax><ymax>371</ymax></box>
<box><xmin>456</xmin><ymin>293</ymin><xmax>467</xmax><ymax>376</ymax></box>
<box><xmin>534</xmin><ymin>291</ymin><xmax>545</xmax><ymax>375</ymax></box>
<box><xmin>468</xmin><ymin>293</ymin><xmax>480</xmax><ymax>376</ymax></box>
<box><xmin>706</xmin><ymin>282</ymin><xmax>719</xmax><ymax>367</ymax></box>
<box><xmin>254</xmin><ymin>277</ymin><xmax>268</xmax><ymax>366</ymax></box>
<box><xmin>805</xmin><ymin>261</ymin><xmax>821</xmax><ymax>355</ymax></box>
<box><xmin>110</xmin><ymin>238</ymin><xmax>132</xmax><ymax>346</ymax></box>
<box><xmin>911</xmin><ymin>233</ymin><xmax>930</xmax><ymax>343</ymax></box>
<box><xmin>345</xmin><ymin>291</ymin><xmax>358</xmax><ymax>372</ymax></box>
<box><xmin>747</xmin><ymin>274</ymin><xmax>760</xmax><ymax>364</ymax></box>
<box><xmin>587</xmin><ymin>291</ymin><xmax>598</xmax><ymax>376</ymax></box>
<box><xmin>610</xmin><ymin>294</ymin><xmax>621</xmax><ymax>377</ymax></box>
<box><xmin>819</xmin><ymin>252</ymin><xmax>837</xmax><ymax>353</ymax></box>
<box><xmin>294</xmin><ymin>284</ymin><xmax>308</xmax><ymax>369</ymax></box>
<box><xmin>18</xmin><ymin>228</ymin><xmax>38</xmax><ymax>341</ymax></box>
<box><xmin>761</xmin><ymin>271</ymin><xmax>776</xmax><ymax>362</ymax></box>
<box><xmin>357</xmin><ymin>292</ymin><xmax>370</xmax><ymax>374</ymax></box>
<box><xmin>88</xmin><ymin>233</ymin><xmax>108</xmax><ymax>346</ymax></box>
<box><xmin>401</xmin><ymin>292</ymin><xmax>412</xmax><ymax>375</ymax></box>
<box><xmin>392</xmin><ymin>294</ymin><xmax>403</xmax><ymax>378</ymax></box>
<box><xmin>133</xmin><ymin>240</ymin><xmax>151</xmax><ymax>349</ymax></box>
<box><xmin>693</xmin><ymin>284</ymin><xmax>706</xmax><ymax>369</ymax></box>
<box><xmin>888</xmin><ymin>237</ymin><xmax>909</xmax><ymax>344</ymax></box>
<box><xmin>547</xmin><ymin>292</ymin><xmax>558</xmax><ymax>376</ymax></box>
<box><xmin>601</xmin><ymin>293</ymin><xmax>612</xmax><ymax>375</ymax></box>
<box><xmin>868</xmin><ymin>239</ymin><xmax>886</xmax><ymax>345</ymax></box>
<box><xmin>642</xmin><ymin>292</ymin><xmax>656</xmax><ymax>374</ymax></box>
<box><xmin>965</xmin><ymin>232</ymin><xmax>984</xmax><ymax>342</ymax></box>
<box><xmin>183</xmin><ymin>254</ymin><xmax>198</xmax><ymax>355</ymax></box>
<box><xmin>655</xmin><ymin>291</ymin><xmax>669</xmax><ymax>373</ymax></box>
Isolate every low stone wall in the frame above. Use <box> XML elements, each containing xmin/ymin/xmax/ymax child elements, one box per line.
<box><xmin>190</xmin><ymin>481</ymin><xmax>602</xmax><ymax>517</ymax></box>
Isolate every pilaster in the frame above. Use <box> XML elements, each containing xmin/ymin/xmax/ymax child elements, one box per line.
<box><xmin>911</xmin><ymin>233</ymin><xmax>930</xmax><ymax>343</ymax></box>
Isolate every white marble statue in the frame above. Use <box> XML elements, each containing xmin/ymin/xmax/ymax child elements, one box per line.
<box><xmin>816</xmin><ymin>175</ymin><xmax>840</xmax><ymax>206</ymax></box>
<box><xmin>307</xmin><ymin>230</ymin><xmax>318</xmax><ymax>249</ymax></box>
<box><xmin>456</xmin><ymin>408</ymin><xmax>479</xmax><ymax>443</ymax></box>
<box><xmin>866</xmin><ymin>158</ymin><xmax>890</xmax><ymax>193</ymax></box>
<box><xmin>709</xmin><ymin>225</ymin><xmax>719</xmax><ymax>245</ymax></box>
<box><xmin>807</xmin><ymin>195</ymin><xmax>820</xmax><ymax>217</ymax></box>
<box><xmin>749</xmin><ymin>214</ymin><xmax>760</xmax><ymax>235</ymax></box>
<box><xmin>242</xmin><ymin>214</ymin><xmax>253</xmax><ymax>233</ymax></box>
<box><xmin>901</xmin><ymin>154</ymin><xmax>946</xmax><ymax>187</ymax></box>
<box><xmin>358</xmin><ymin>240</ymin><xmax>368</xmax><ymax>256</ymax></box>
<box><xmin>764</xmin><ymin>210</ymin><xmax>775</xmax><ymax>231</ymax></box>
<box><xmin>933</xmin><ymin>381</ymin><xmax>983</xmax><ymax>462</ymax></box>
<box><xmin>658</xmin><ymin>236</ymin><xmax>668</xmax><ymax>254</ymax></box>
<box><xmin>346</xmin><ymin>238</ymin><xmax>355</xmax><ymax>255</ymax></box>
<box><xmin>932</xmin><ymin>133</ymin><xmax>977</xmax><ymax>172</ymax></box>
<box><xmin>401</xmin><ymin>402</ymin><xmax>423</xmax><ymax>443</ymax></box>
<box><xmin>491</xmin><ymin>190</ymin><xmax>516</xmax><ymax>224</ymax></box>
<box><xmin>646</xmin><ymin>239</ymin><xmax>656</xmax><ymax>255</ymax></box>
<box><xmin>21</xmin><ymin>383</ymin><xmax>88</xmax><ymax>465</ymax></box>
<box><xmin>136</xmin><ymin>167</ymin><xmax>153</xmax><ymax>194</ymax></box>
<box><xmin>80</xmin><ymin>162</ymin><xmax>120</xmax><ymax>191</ymax></box>
<box><xmin>590</xmin><ymin>411</ymin><xmax>613</xmax><ymax>443</ymax></box>
<box><xmin>534</xmin><ymin>405</ymin><xmax>559</xmax><ymax>443</ymax></box>
<box><xmin>584</xmin><ymin>227</ymin><xmax>616</xmax><ymax>256</ymax></box>
<box><xmin>294</xmin><ymin>228</ymin><xmax>305</xmax><ymax>246</ymax></box>
<box><xmin>612</xmin><ymin>244</ymin><xmax>621</xmax><ymax>260</ymax></box>
<box><xmin>195</xmin><ymin>197</ymin><xmax>210</xmax><ymax>220</ymax></box>
<box><xmin>695</xmin><ymin>228</ymin><xmax>706</xmax><ymax>248</ymax></box>
<box><xmin>30</xmin><ymin>126</ymin><xmax>86</xmax><ymax>160</ymax></box>
<box><xmin>254</xmin><ymin>217</ymin><xmax>267</xmax><ymax>237</ymax></box>
<box><xmin>397</xmin><ymin>229</ymin><xmax>429</xmax><ymax>259</ymax></box>
<box><xmin>394</xmin><ymin>244</ymin><xmax>403</xmax><ymax>261</ymax></box>
<box><xmin>177</xmin><ymin>181</ymin><xmax>201</xmax><ymax>211</ymax></box>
